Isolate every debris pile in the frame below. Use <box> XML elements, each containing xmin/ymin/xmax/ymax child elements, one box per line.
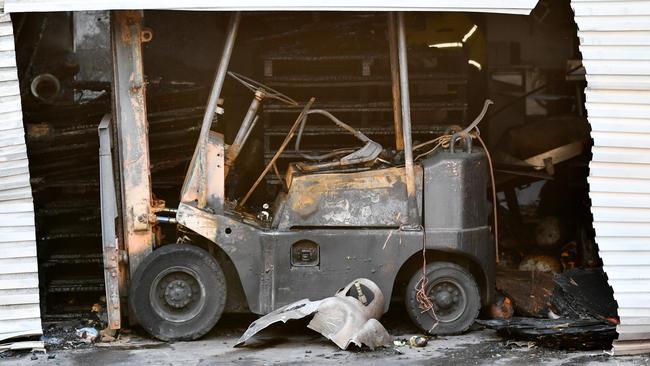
<box><xmin>485</xmin><ymin>265</ymin><xmax>617</xmax><ymax>349</ymax></box>
<box><xmin>482</xmin><ymin>112</ymin><xmax>618</xmax><ymax>350</ymax></box>
<box><xmin>486</xmin><ymin>220</ymin><xmax>618</xmax><ymax>349</ymax></box>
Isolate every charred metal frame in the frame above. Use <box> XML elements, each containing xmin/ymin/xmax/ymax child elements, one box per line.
<box><xmin>225</xmin><ymin>90</ymin><xmax>262</xmax><ymax>176</ymax></box>
<box><xmin>224</xmin><ymin>70</ymin><xmax>298</xmax><ymax>176</ymax></box>
<box><xmin>183</xmin><ymin>12</ymin><xmax>241</xmax><ymax>208</ymax></box>
<box><xmin>98</xmin><ymin>115</ymin><xmax>121</xmax><ymax>329</ymax></box>
<box><xmin>110</xmin><ymin>10</ymin><xmax>153</xmax><ymax>277</ymax></box>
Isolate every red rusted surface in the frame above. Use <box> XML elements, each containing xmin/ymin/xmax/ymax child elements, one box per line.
<box><xmin>111</xmin><ymin>10</ymin><xmax>153</xmax><ymax>278</ymax></box>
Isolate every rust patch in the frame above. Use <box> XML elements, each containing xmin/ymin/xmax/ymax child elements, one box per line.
<box><xmin>278</xmin><ymin>166</ymin><xmax>422</xmax><ymax>229</ymax></box>
<box><xmin>292</xmin><ymin>194</ymin><xmax>319</xmax><ymax>217</ymax></box>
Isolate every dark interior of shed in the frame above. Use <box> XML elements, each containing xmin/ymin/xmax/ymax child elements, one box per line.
<box><xmin>12</xmin><ymin>0</ymin><xmax>618</xmax><ymax>348</ymax></box>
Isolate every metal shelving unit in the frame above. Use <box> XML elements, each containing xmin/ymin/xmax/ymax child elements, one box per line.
<box><xmin>258</xmin><ymin>48</ymin><xmax>469</xmax><ymax>189</ymax></box>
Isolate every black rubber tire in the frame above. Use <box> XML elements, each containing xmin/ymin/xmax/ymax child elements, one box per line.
<box><xmin>129</xmin><ymin>244</ymin><xmax>226</xmax><ymax>341</ymax></box>
<box><xmin>405</xmin><ymin>261</ymin><xmax>480</xmax><ymax>335</ymax></box>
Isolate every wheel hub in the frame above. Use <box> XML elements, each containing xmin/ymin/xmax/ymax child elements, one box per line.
<box><xmin>164</xmin><ymin>279</ymin><xmax>193</xmax><ymax>308</ymax></box>
<box><xmin>429</xmin><ymin>280</ymin><xmax>465</xmax><ymax>321</ymax></box>
<box><xmin>150</xmin><ymin>266</ymin><xmax>206</xmax><ymax>323</ymax></box>
<box><xmin>434</xmin><ymin>289</ymin><xmax>453</xmax><ymax>309</ymax></box>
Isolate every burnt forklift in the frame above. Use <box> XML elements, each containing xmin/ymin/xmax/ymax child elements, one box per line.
<box><xmin>127</xmin><ymin>12</ymin><xmax>495</xmax><ymax>341</ymax></box>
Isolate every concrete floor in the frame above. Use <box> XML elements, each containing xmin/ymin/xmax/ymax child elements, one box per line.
<box><xmin>3</xmin><ymin>314</ymin><xmax>650</xmax><ymax>366</ymax></box>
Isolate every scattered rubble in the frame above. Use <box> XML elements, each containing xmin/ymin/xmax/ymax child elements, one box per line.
<box><xmin>518</xmin><ymin>255</ymin><xmax>562</xmax><ymax>273</ymax></box>
<box><xmin>99</xmin><ymin>328</ymin><xmax>117</xmax><ymax>343</ymax></box>
<box><xmin>487</xmin><ymin>267</ymin><xmax>618</xmax><ymax>350</ymax></box>
<box><xmin>408</xmin><ymin>336</ymin><xmax>428</xmax><ymax>347</ymax></box>
<box><xmin>75</xmin><ymin>328</ymin><xmax>98</xmax><ymax>344</ymax></box>
<box><xmin>393</xmin><ymin>339</ymin><xmax>407</xmax><ymax>347</ymax></box>
<box><xmin>489</xmin><ymin>295</ymin><xmax>514</xmax><ymax>320</ymax></box>
<box><xmin>495</xmin><ymin>269</ymin><xmax>555</xmax><ymax>317</ymax></box>
<box><xmin>478</xmin><ymin>318</ymin><xmax>616</xmax><ymax>350</ymax></box>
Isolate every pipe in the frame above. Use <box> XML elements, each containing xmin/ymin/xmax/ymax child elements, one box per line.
<box><xmin>30</xmin><ymin>73</ymin><xmax>60</xmax><ymax>102</ymax></box>
<box><xmin>240</xmin><ymin>115</ymin><xmax>260</xmax><ymax>150</ymax></box>
<box><xmin>387</xmin><ymin>13</ymin><xmax>404</xmax><ymax>151</ymax></box>
<box><xmin>396</xmin><ymin>12</ymin><xmax>420</xmax><ymax>227</ymax></box>
<box><xmin>225</xmin><ymin>90</ymin><xmax>263</xmax><ymax>175</ymax></box>
<box><xmin>239</xmin><ymin>98</ymin><xmax>316</xmax><ymax>208</ymax></box>
<box><xmin>156</xmin><ymin>216</ymin><xmax>177</xmax><ymax>224</ymax></box>
<box><xmin>295</xmin><ymin>109</ymin><xmax>369</xmax><ymax>160</ymax></box>
<box><xmin>194</xmin><ymin>12</ymin><xmax>241</xmax><ymax>208</ymax></box>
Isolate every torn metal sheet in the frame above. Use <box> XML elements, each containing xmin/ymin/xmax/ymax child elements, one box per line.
<box><xmin>479</xmin><ymin>318</ymin><xmax>616</xmax><ymax>350</ymax></box>
<box><xmin>236</xmin><ymin>278</ymin><xmax>391</xmax><ymax>350</ymax></box>
<box><xmin>0</xmin><ymin>341</ymin><xmax>45</xmax><ymax>354</ymax></box>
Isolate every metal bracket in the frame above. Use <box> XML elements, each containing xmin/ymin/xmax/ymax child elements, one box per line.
<box><xmin>98</xmin><ymin>115</ymin><xmax>122</xmax><ymax>329</ymax></box>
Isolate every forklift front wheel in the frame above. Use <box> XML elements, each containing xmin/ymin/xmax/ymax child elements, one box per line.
<box><xmin>129</xmin><ymin>244</ymin><xmax>227</xmax><ymax>341</ymax></box>
<box><xmin>405</xmin><ymin>262</ymin><xmax>480</xmax><ymax>335</ymax></box>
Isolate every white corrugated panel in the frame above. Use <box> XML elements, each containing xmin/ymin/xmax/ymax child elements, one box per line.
<box><xmin>572</xmin><ymin>0</ymin><xmax>650</xmax><ymax>355</ymax></box>
<box><xmin>4</xmin><ymin>0</ymin><xmax>538</xmax><ymax>14</ymax></box>
<box><xmin>0</xmin><ymin>1</ymin><xmax>42</xmax><ymax>342</ymax></box>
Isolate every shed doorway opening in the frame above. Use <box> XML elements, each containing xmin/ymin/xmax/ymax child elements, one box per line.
<box><xmin>15</xmin><ymin>1</ymin><xmax>617</xmax><ymax>350</ymax></box>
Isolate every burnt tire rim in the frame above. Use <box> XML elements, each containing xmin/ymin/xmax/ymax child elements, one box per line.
<box><xmin>427</xmin><ymin>277</ymin><xmax>467</xmax><ymax>323</ymax></box>
<box><xmin>150</xmin><ymin>266</ymin><xmax>206</xmax><ymax>323</ymax></box>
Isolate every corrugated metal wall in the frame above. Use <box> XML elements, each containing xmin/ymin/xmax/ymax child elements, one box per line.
<box><xmin>4</xmin><ymin>0</ymin><xmax>539</xmax><ymax>14</ymax></box>
<box><xmin>572</xmin><ymin>0</ymin><xmax>650</xmax><ymax>353</ymax></box>
<box><xmin>0</xmin><ymin>2</ymin><xmax>42</xmax><ymax>341</ymax></box>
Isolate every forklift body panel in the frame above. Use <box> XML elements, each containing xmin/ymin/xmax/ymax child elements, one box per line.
<box><xmin>273</xmin><ymin>166</ymin><xmax>422</xmax><ymax>229</ymax></box>
<box><xmin>176</xmin><ymin>136</ymin><xmax>494</xmax><ymax>315</ymax></box>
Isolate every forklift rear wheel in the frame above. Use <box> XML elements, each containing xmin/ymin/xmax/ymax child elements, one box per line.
<box><xmin>405</xmin><ymin>262</ymin><xmax>480</xmax><ymax>335</ymax></box>
<box><xmin>129</xmin><ymin>244</ymin><xmax>227</xmax><ymax>341</ymax></box>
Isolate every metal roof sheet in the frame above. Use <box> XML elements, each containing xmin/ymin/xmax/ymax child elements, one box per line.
<box><xmin>4</xmin><ymin>0</ymin><xmax>539</xmax><ymax>14</ymax></box>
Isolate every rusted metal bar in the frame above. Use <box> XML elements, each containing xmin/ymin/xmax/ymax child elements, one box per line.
<box><xmin>387</xmin><ymin>12</ymin><xmax>404</xmax><ymax>151</ymax></box>
<box><xmin>239</xmin><ymin>98</ymin><xmax>315</xmax><ymax>208</ymax></box>
<box><xmin>225</xmin><ymin>90</ymin><xmax>262</xmax><ymax>176</ymax></box>
<box><xmin>189</xmin><ymin>12</ymin><xmax>240</xmax><ymax>208</ymax></box>
<box><xmin>110</xmin><ymin>10</ymin><xmax>153</xmax><ymax>276</ymax></box>
<box><xmin>98</xmin><ymin>115</ymin><xmax>121</xmax><ymax>330</ymax></box>
<box><xmin>396</xmin><ymin>12</ymin><xmax>420</xmax><ymax>226</ymax></box>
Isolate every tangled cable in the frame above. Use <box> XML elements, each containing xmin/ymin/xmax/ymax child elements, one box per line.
<box><xmin>416</xmin><ymin>243</ymin><xmax>440</xmax><ymax>331</ymax></box>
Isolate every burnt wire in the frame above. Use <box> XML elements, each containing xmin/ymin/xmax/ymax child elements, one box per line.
<box><xmin>414</xmin><ymin>135</ymin><xmax>450</xmax><ymax>161</ymax></box>
<box><xmin>416</xmin><ymin>230</ymin><xmax>440</xmax><ymax>332</ymax></box>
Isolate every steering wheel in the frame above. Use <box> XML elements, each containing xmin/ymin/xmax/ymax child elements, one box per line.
<box><xmin>228</xmin><ymin>71</ymin><xmax>299</xmax><ymax>106</ymax></box>
<box><xmin>295</xmin><ymin>109</ymin><xmax>383</xmax><ymax>172</ymax></box>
